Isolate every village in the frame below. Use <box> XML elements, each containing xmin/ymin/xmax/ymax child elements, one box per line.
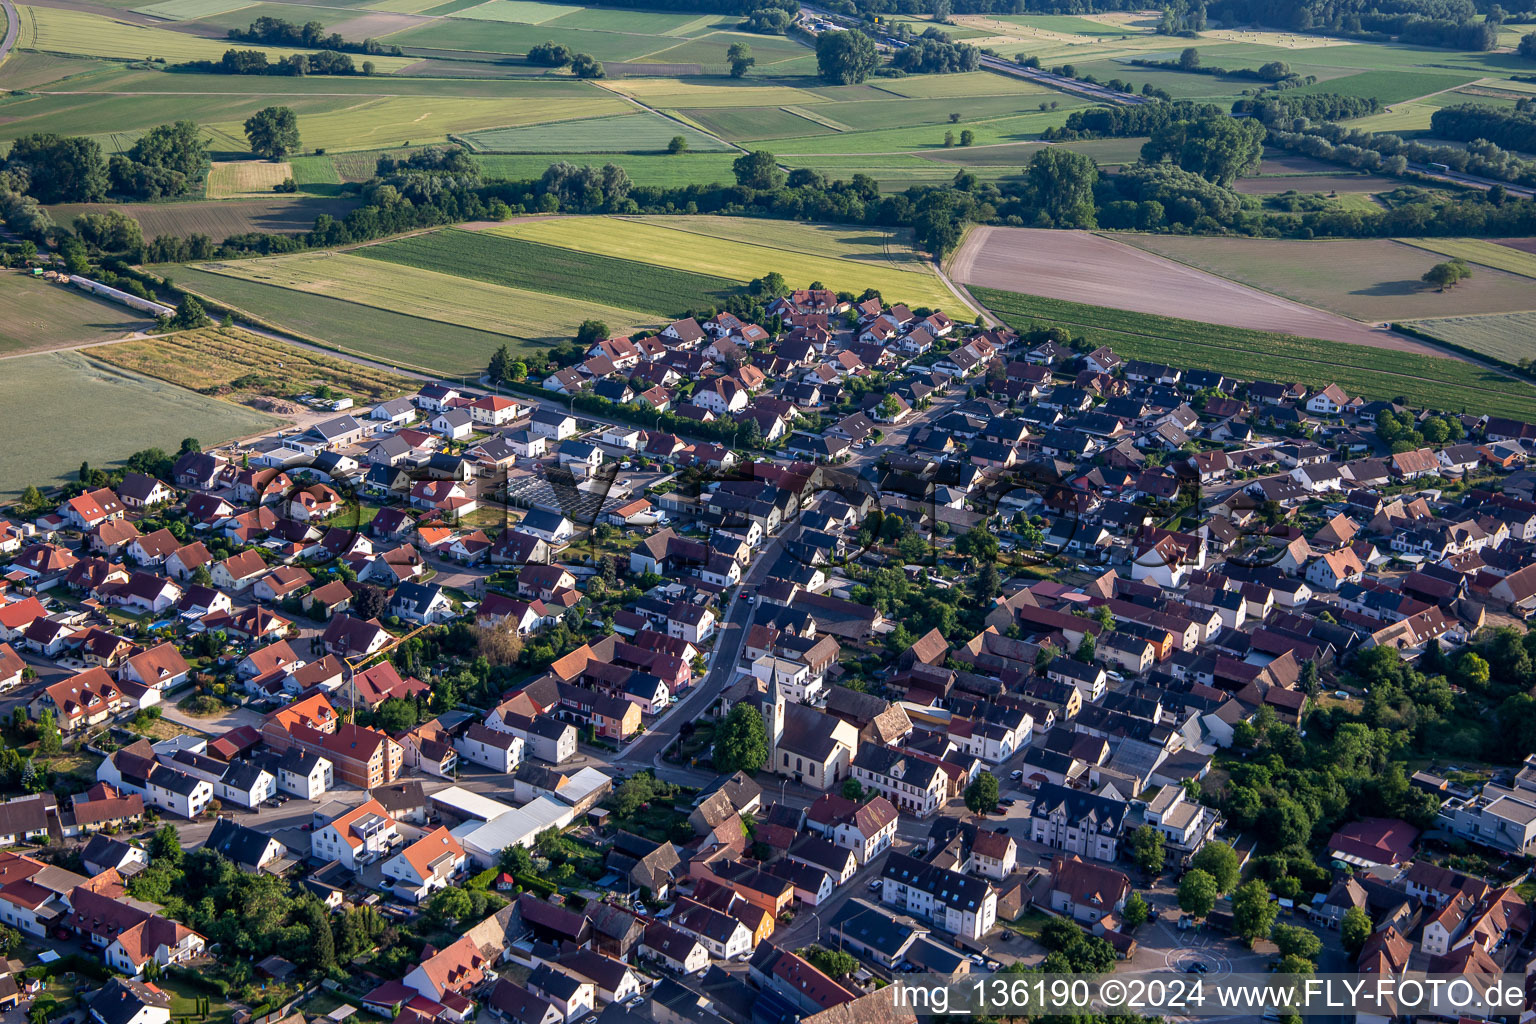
<box><xmin>1</xmin><ymin>285</ymin><xmax>1536</xmax><ymax>1024</ymax></box>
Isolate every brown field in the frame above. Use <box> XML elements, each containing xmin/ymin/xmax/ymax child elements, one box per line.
<box><xmin>1499</xmin><ymin>238</ymin><xmax>1536</xmax><ymax>255</ymax></box>
<box><xmin>91</xmin><ymin>326</ymin><xmax>416</xmax><ymax>408</ymax></box>
<box><xmin>950</xmin><ymin>226</ymin><xmax>1445</xmax><ymax>354</ymax></box>
<box><xmin>1253</xmin><ymin>152</ymin><xmax>1358</xmax><ymax>175</ymax></box>
<box><xmin>1123</xmin><ymin>234</ymin><xmax>1536</xmax><ymax>323</ymax></box>
<box><xmin>47</xmin><ymin>197</ymin><xmax>356</xmax><ymax>240</ymax></box>
<box><xmin>325</xmin><ymin>12</ymin><xmax>429</xmax><ymax>37</ymax></box>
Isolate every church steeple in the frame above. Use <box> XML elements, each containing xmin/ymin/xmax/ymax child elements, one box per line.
<box><xmin>765</xmin><ymin>672</ymin><xmax>785</xmax><ymax>753</ymax></box>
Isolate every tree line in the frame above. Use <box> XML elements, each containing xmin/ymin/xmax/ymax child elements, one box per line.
<box><xmin>1206</xmin><ymin>0</ymin><xmax>1499</xmax><ymax>49</ymax></box>
<box><xmin>228</xmin><ymin>15</ymin><xmax>404</xmax><ymax>55</ymax></box>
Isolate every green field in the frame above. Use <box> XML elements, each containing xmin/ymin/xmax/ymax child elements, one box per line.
<box><xmin>0</xmin><ymin>274</ymin><xmax>154</xmax><ymax>355</ymax></box>
<box><xmin>168</xmin><ymin>264</ymin><xmax>525</xmax><ymax>375</ymax></box>
<box><xmin>15</xmin><ymin>4</ymin><xmax>417</xmax><ymax>70</ymax></box>
<box><xmin>357</xmin><ymin>227</ymin><xmax>742</xmax><ymax>316</ymax></box>
<box><xmin>1403</xmin><ymin>313</ymin><xmax>1536</xmax><ymax>366</ymax></box>
<box><xmin>450</xmin><ymin>0</ymin><xmax>583</xmax><ymax>23</ymax></box>
<box><xmin>1396</xmin><ymin>238</ymin><xmax>1536</xmax><ymax>280</ymax></box>
<box><xmin>184</xmin><ymin>250</ymin><xmax>657</xmax><ymax>365</ymax></box>
<box><xmin>975</xmin><ymin>286</ymin><xmax>1536</xmax><ymax>419</ymax></box>
<box><xmin>473</xmin><ymin>151</ymin><xmax>737</xmax><ymax>186</ymax></box>
<box><xmin>0</xmin><ymin>350</ymin><xmax>279</xmax><ymax>499</ymax></box>
<box><xmin>461</xmin><ymin>110</ymin><xmax>730</xmax><ymax>153</ymax></box>
<box><xmin>132</xmin><ymin>0</ymin><xmax>253</xmax><ymax>20</ymax></box>
<box><xmin>380</xmin><ymin>18</ymin><xmax>660</xmax><ymax>59</ymax></box>
<box><xmin>486</xmin><ymin>215</ymin><xmax>965</xmax><ymax>309</ymax></box>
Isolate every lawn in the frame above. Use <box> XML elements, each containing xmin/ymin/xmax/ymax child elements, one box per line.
<box><xmin>473</xmin><ymin>151</ymin><xmax>737</xmax><ymax>186</ymax></box>
<box><xmin>1401</xmin><ymin>312</ymin><xmax>1536</xmax><ymax>366</ymax></box>
<box><xmin>0</xmin><ymin>350</ymin><xmax>280</xmax><ymax>498</ymax></box>
<box><xmin>1290</xmin><ymin>68</ymin><xmax>1481</xmax><ymax>104</ymax></box>
<box><xmin>484</xmin><ymin>214</ymin><xmax>964</xmax><ymax>309</ymax></box>
<box><xmin>357</xmin><ymin>227</ymin><xmax>743</xmax><ymax>316</ymax></box>
<box><xmin>974</xmin><ymin>285</ymin><xmax>1536</xmax><ymax>419</ymax></box>
<box><xmin>90</xmin><ymin>326</ymin><xmax>416</xmax><ymax>404</ymax></box>
<box><xmin>1122</xmin><ymin>234</ymin><xmax>1536</xmax><ymax>322</ymax></box>
<box><xmin>0</xmin><ymin>273</ymin><xmax>154</xmax><ymax>355</ymax></box>
<box><xmin>637</xmin><ymin>215</ymin><xmax>932</xmax><ymax>267</ymax></box>
<box><xmin>15</xmin><ymin>4</ymin><xmax>417</xmax><ymax>70</ymax></box>
<box><xmin>205</xmin><ymin>159</ymin><xmax>293</xmax><ymax>198</ymax></box>
<box><xmin>461</xmin><ymin>110</ymin><xmax>730</xmax><ymax>153</ymax></box>
<box><xmin>170</xmin><ymin>264</ymin><xmax>533</xmax><ymax>374</ymax></box>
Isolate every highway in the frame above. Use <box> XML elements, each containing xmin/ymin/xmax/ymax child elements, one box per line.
<box><xmin>1407</xmin><ymin>161</ymin><xmax>1536</xmax><ymax>199</ymax></box>
<box><xmin>978</xmin><ymin>55</ymin><xmax>1150</xmax><ymax>106</ymax></box>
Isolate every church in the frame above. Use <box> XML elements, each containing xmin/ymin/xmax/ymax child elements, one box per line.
<box><xmin>762</xmin><ymin>675</ymin><xmax>859</xmax><ymax>791</ymax></box>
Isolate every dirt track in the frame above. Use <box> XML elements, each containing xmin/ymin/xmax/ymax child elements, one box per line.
<box><xmin>948</xmin><ymin>226</ymin><xmax>1454</xmax><ymax>357</ymax></box>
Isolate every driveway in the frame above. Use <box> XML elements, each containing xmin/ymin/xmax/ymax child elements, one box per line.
<box><xmin>158</xmin><ymin>700</ymin><xmax>264</xmax><ymax>737</ymax></box>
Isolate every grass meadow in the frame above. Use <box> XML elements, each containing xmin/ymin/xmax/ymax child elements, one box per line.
<box><xmin>0</xmin><ymin>350</ymin><xmax>279</xmax><ymax>498</ymax></box>
<box><xmin>168</xmin><ymin>265</ymin><xmax>525</xmax><ymax>374</ymax></box>
<box><xmin>0</xmin><ymin>275</ymin><xmax>153</xmax><ymax>355</ymax></box>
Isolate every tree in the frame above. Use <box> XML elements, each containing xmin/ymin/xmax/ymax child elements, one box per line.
<box><xmin>727</xmin><ymin>41</ymin><xmax>755</xmax><ymax>78</ymax></box>
<box><xmin>576</xmin><ymin>319</ymin><xmax>609</xmax><ymax>348</ymax></box>
<box><xmin>150</xmin><ymin>823</ymin><xmax>184</xmax><ymax>867</ymax></box>
<box><xmin>1178</xmin><ymin>46</ymin><xmax>1201</xmax><ymax>69</ymax></box>
<box><xmin>489</xmin><ymin>343</ymin><xmax>512</xmax><ymax>382</ymax></box>
<box><xmin>1335</xmin><ymin>906</ymin><xmax>1375</xmax><ymax>961</ymax></box>
<box><xmin>427</xmin><ymin>886</ymin><xmax>473</xmax><ymax>924</ymax></box>
<box><xmin>614</xmin><ymin>773</ymin><xmax>657</xmax><ymax>817</ymax></box>
<box><xmin>1232</xmin><ymin>879</ymin><xmax>1277</xmax><ymax>946</ymax></box>
<box><xmin>959</xmin><ymin>129</ymin><xmax>974</xmax><ymax>146</ymax></box>
<box><xmin>1520</xmin><ymin>30</ymin><xmax>1536</xmax><ymax>58</ymax></box>
<box><xmin>244</xmin><ymin>106</ymin><xmax>300</xmax><ymax>159</ymax></box>
<box><xmin>1122</xmin><ymin>891</ymin><xmax>1149</xmax><ymax>929</ymax></box>
<box><xmin>376</xmin><ymin>697</ymin><xmax>419</xmax><ymax>734</ymax></box>
<box><xmin>1177</xmin><ymin>868</ymin><xmax>1218</xmax><ymax>918</ymax></box>
<box><xmin>1141</xmin><ymin>113</ymin><xmax>1265</xmax><ymax>186</ymax></box>
<box><xmin>7</xmin><ymin>133</ymin><xmax>108</xmax><ymax>203</ymax></box>
<box><xmin>299</xmin><ymin>898</ymin><xmax>336</xmax><ymax>971</ymax></box>
<box><xmin>528</xmin><ymin>40</ymin><xmax>574</xmax><ymax>66</ymax></box>
<box><xmin>714</xmin><ymin>704</ymin><xmax>768</xmax><ymax>774</ymax></box>
<box><xmin>171</xmin><ymin>294</ymin><xmax>210</xmax><ymax>330</ymax></box>
<box><xmin>964</xmin><ymin>771</ymin><xmax>999</xmax><ymax>817</ymax></box>
<box><xmin>1457</xmin><ymin>650</ymin><xmax>1491</xmax><ymax>691</ymax></box>
<box><xmin>1125</xmin><ymin>824</ymin><xmax>1166</xmax><ymax>873</ymax></box>
<box><xmin>841</xmin><ymin>777</ymin><xmax>864</xmax><ymax>801</ymax></box>
<box><xmin>815</xmin><ymin>30</ymin><xmax>879</xmax><ymax>85</ymax></box>
<box><xmin>1270</xmin><ymin>923</ymin><xmax>1322</xmax><ymax>961</ymax></box>
<box><xmin>1422</xmin><ymin>258</ymin><xmax>1472</xmax><ymax>291</ymax></box>
<box><xmin>802</xmin><ymin>945</ymin><xmax>858</xmax><ymax>979</ymax></box>
<box><xmin>500</xmin><ymin>843</ymin><xmax>533</xmax><ymax>875</ymax></box>
<box><xmin>667</xmin><ymin>135</ymin><xmax>688</xmax><ymax>154</ymax></box>
<box><xmin>1027</xmin><ymin>148</ymin><xmax>1099</xmax><ymax>228</ymax></box>
<box><xmin>732</xmin><ymin>150</ymin><xmax>785</xmax><ymax>190</ymax></box>
<box><xmin>1190</xmin><ymin>841</ymin><xmax>1240</xmax><ymax>894</ymax></box>
<box><xmin>570</xmin><ymin>52</ymin><xmax>604</xmax><ymax>78</ymax></box>
<box><xmin>35</xmin><ymin>709</ymin><xmax>61</xmax><ymax>756</ymax></box>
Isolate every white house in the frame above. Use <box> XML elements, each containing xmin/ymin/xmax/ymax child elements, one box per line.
<box><xmin>277</xmin><ymin>750</ymin><xmax>332</xmax><ymax>800</ymax></box>
<box><xmin>454</xmin><ymin>723</ymin><xmax>524</xmax><ymax>773</ymax></box>
<box><xmin>310</xmin><ymin>799</ymin><xmax>399</xmax><ymax>870</ymax></box>
<box><xmin>382</xmin><ymin>826</ymin><xmax>466</xmax><ymax>903</ymax></box>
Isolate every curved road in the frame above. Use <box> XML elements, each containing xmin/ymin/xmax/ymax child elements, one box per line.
<box><xmin>0</xmin><ymin>0</ymin><xmax>19</xmax><ymax>64</ymax></box>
